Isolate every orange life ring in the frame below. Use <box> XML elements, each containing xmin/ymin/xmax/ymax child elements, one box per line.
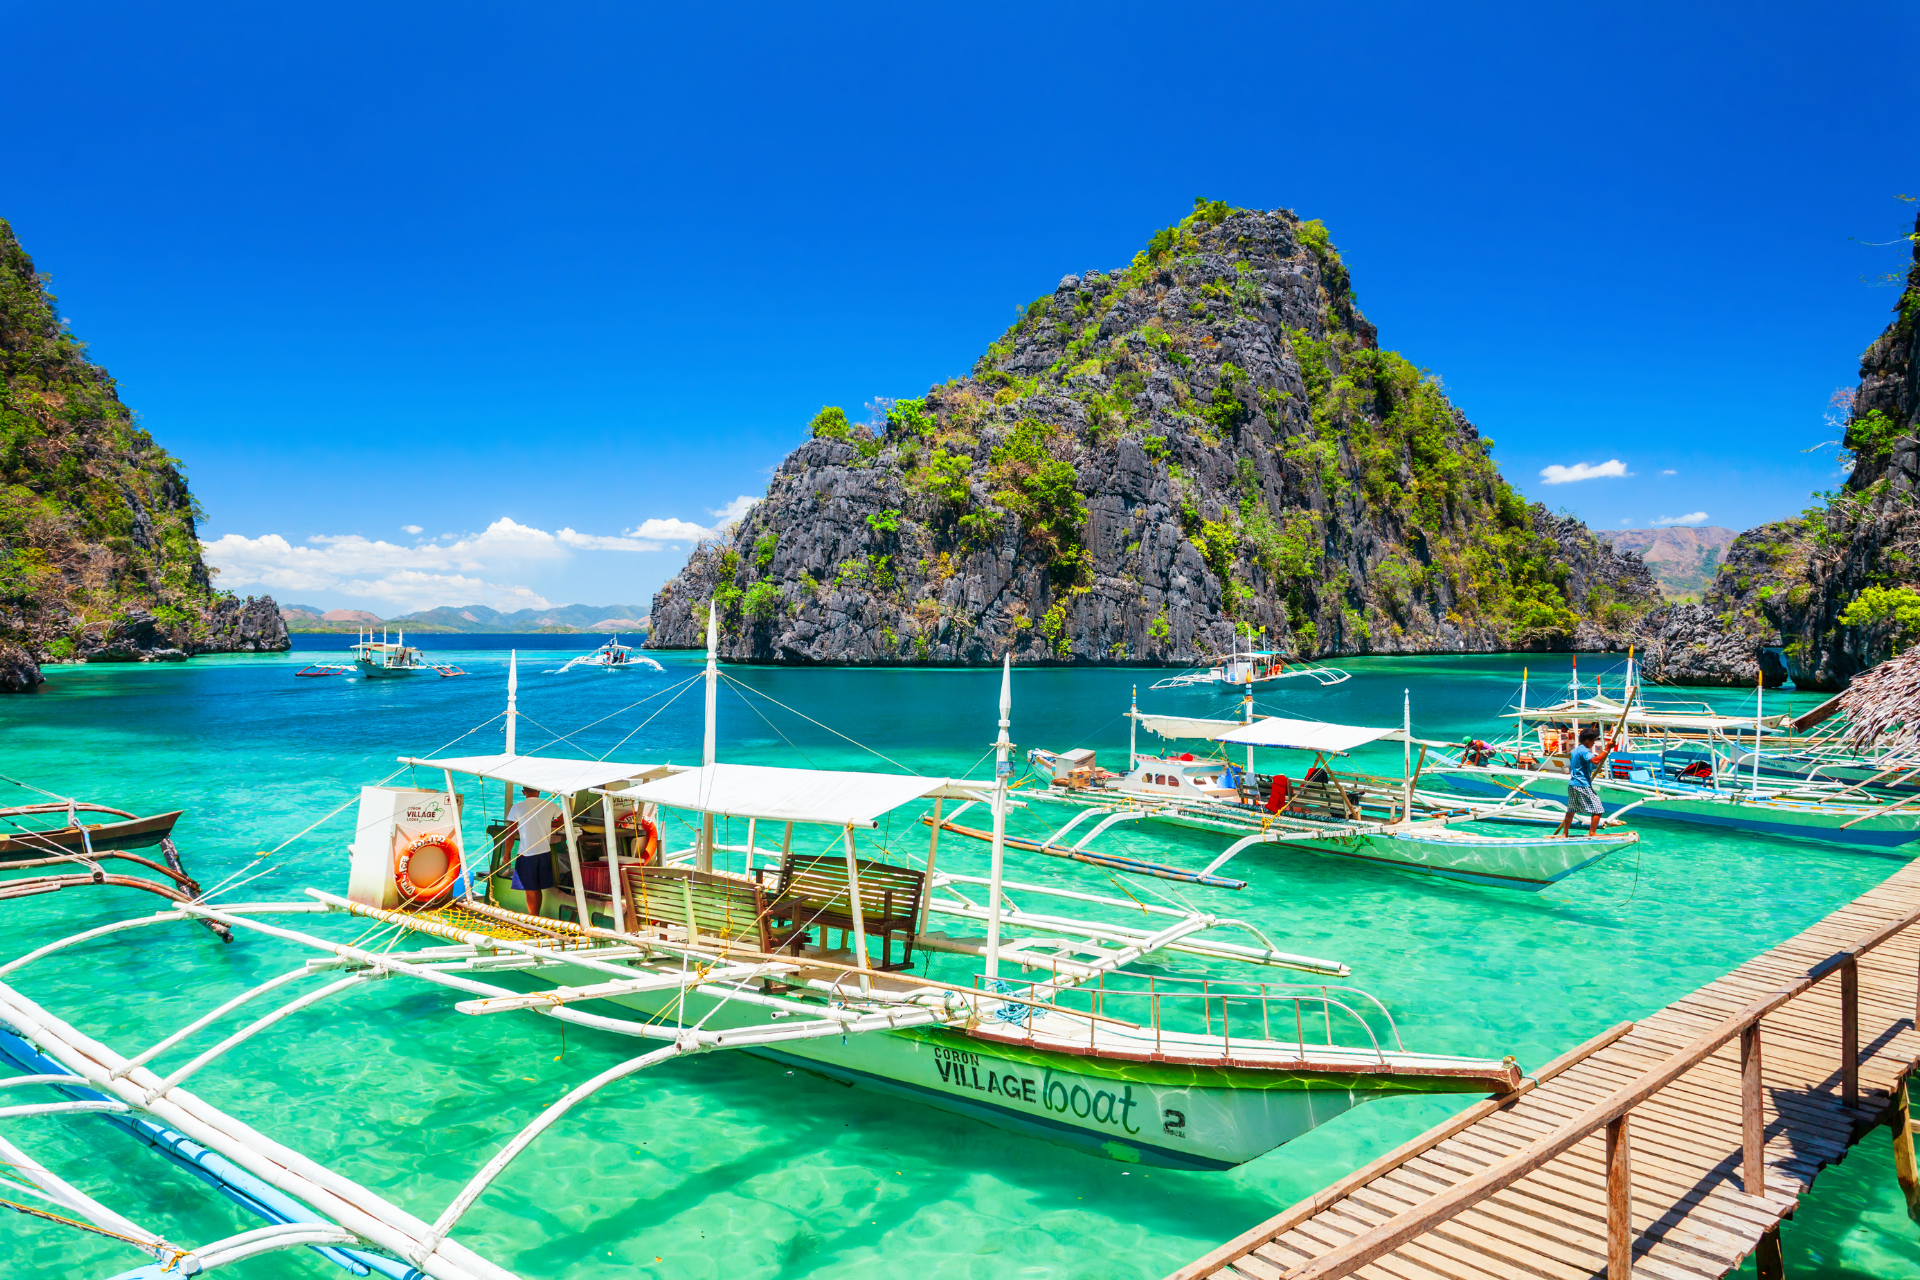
<box><xmin>616</xmin><ymin>812</ymin><xmax>661</xmax><ymax>864</ymax></box>
<box><xmin>394</xmin><ymin>832</ymin><xmax>462</xmax><ymax>903</ymax></box>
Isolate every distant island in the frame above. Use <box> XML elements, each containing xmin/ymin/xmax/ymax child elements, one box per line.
<box><xmin>1594</xmin><ymin>527</ymin><xmax>1736</xmax><ymax>601</ymax></box>
<box><xmin>279</xmin><ymin>602</ymin><xmax>650</xmax><ymax>634</ymax></box>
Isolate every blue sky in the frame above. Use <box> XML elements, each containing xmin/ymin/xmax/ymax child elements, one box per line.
<box><xmin>3</xmin><ymin>2</ymin><xmax>1914</xmax><ymax>613</ymax></box>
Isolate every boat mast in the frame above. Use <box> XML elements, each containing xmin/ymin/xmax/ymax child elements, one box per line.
<box><xmin>1242</xmin><ymin>671</ymin><xmax>1255</xmax><ymax>782</ymax></box>
<box><xmin>700</xmin><ymin>601</ymin><xmax>718</xmax><ymax>872</ymax></box>
<box><xmin>1517</xmin><ymin>666</ymin><xmax>1528</xmax><ymax>753</ymax></box>
<box><xmin>1402</xmin><ymin>688</ymin><xmax>1412</xmax><ymax>823</ymax></box>
<box><xmin>1129</xmin><ymin>684</ymin><xmax>1137</xmax><ymax>769</ymax></box>
<box><xmin>1753</xmin><ymin>670</ymin><xmax>1763</xmax><ymax>791</ymax></box>
<box><xmin>985</xmin><ymin>654</ymin><xmax>1012</xmax><ymax>980</ymax></box>
<box><xmin>505</xmin><ymin>651</ymin><xmax>518</xmax><ymax>755</ymax></box>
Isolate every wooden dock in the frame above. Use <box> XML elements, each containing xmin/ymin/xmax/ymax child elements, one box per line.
<box><xmin>1169</xmin><ymin>857</ymin><xmax>1920</xmax><ymax>1280</ymax></box>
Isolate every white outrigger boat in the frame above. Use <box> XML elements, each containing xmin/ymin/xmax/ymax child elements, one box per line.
<box><xmin>296</xmin><ymin>628</ymin><xmax>465</xmax><ymax>679</ymax></box>
<box><xmin>0</xmin><ymin>617</ymin><xmax>1531</xmax><ymax>1279</ymax></box>
<box><xmin>1017</xmin><ymin>689</ymin><xmax>1637</xmax><ymax>892</ymax></box>
<box><xmin>1423</xmin><ymin>660</ymin><xmax>1920</xmax><ymax>849</ymax></box>
<box><xmin>556</xmin><ymin>635</ymin><xmax>662</xmax><ymax>674</ymax></box>
<box><xmin>1150</xmin><ymin>641</ymin><xmax>1350</xmax><ymax>691</ymax></box>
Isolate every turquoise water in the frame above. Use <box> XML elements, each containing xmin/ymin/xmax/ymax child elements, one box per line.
<box><xmin>3</xmin><ymin>643</ymin><xmax>1917</xmax><ymax>1278</ymax></box>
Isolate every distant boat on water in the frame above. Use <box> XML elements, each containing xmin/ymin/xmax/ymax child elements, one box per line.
<box><xmin>557</xmin><ymin>635</ymin><xmax>663</xmax><ymax>674</ymax></box>
<box><xmin>295</xmin><ymin>628</ymin><xmax>466</xmax><ymax>679</ymax></box>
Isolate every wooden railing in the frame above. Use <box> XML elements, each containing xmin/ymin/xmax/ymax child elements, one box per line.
<box><xmin>1215</xmin><ymin>905</ymin><xmax>1920</xmax><ymax>1280</ymax></box>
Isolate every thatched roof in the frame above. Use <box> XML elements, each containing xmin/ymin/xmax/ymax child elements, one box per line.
<box><xmin>1840</xmin><ymin>646</ymin><xmax>1920</xmax><ymax>753</ymax></box>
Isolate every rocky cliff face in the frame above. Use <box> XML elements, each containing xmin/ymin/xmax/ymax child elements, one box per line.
<box><xmin>651</xmin><ymin>201</ymin><xmax>1659</xmax><ymax>664</ymax></box>
<box><xmin>1636</xmin><ymin>210</ymin><xmax>1920</xmax><ymax>691</ymax></box>
<box><xmin>0</xmin><ymin>218</ymin><xmax>288</xmax><ymax>688</ymax></box>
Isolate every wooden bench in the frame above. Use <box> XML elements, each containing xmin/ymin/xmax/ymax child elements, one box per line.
<box><xmin>759</xmin><ymin>851</ymin><xmax>925</xmax><ymax>971</ymax></box>
<box><xmin>1283</xmin><ymin>776</ymin><xmax>1366</xmax><ymax>821</ymax></box>
<box><xmin>619</xmin><ymin>864</ymin><xmax>802</xmax><ymax>955</ymax></box>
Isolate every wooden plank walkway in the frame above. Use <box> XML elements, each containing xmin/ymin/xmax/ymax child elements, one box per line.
<box><xmin>1169</xmin><ymin>856</ymin><xmax>1920</xmax><ymax>1280</ymax></box>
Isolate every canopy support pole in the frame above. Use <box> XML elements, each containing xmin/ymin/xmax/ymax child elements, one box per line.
<box><xmin>919</xmin><ymin>798</ymin><xmax>942</xmax><ymax>936</ymax></box>
<box><xmin>842</xmin><ymin>825</ymin><xmax>872</xmax><ymax>994</ymax></box>
<box><xmin>700</xmin><ymin>602</ymin><xmax>718</xmax><ymax>872</ymax></box>
<box><xmin>560</xmin><ymin>800</ymin><xmax>590</xmax><ymax>925</ymax></box>
<box><xmin>601</xmin><ymin>791</ymin><xmax>626</xmax><ymax>933</ymax></box>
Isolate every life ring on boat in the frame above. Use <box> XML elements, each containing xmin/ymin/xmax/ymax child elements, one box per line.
<box><xmin>614</xmin><ymin>812</ymin><xmax>661</xmax><ymax>864</ymax></box>
<box><xmin>394</xmin><ymin>833</ymin><xmax>462</xmax><ymax>903</ymax></box>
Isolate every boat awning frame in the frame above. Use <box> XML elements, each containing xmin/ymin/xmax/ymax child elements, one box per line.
<box><xmin>400</xmin><ymin>753</ymin><xmax>684</xmax><ymax>795</ymax></box>
<box><xmin>605</xmin><ymin>762</ymin><xmax>958</xmax><ymax>829</ymax></box>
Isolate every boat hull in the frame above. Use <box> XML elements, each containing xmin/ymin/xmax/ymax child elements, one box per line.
<box><xmin>355</xmin><ymin>661</ymin><xmax>420</xmax><ymax>679</ymax></box>
<box><xmin>0</xmin><ymin>811</ymin><xmax>184</xmax><ymax>858</ymax></box>
<box><xmin>1435</xmin><ymin>772</ymin><xmax>1920</xmax><ymax>849</ymax></box>
<box><xmin>560</xmin><ymin>964</ymin><xmax>1498</xmax><ymax>1169</ymax></box>
<box><xmin>1273</xmin><ymin>827</ymin><xmax>1635</xmax><ymax>890</ymax></box>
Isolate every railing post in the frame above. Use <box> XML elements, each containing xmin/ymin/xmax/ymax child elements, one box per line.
<box><xmin>1606</xmin><ymin>1112</ymin><xmax>1632</xmax><ymax>1279</ymax></box>
<box><xmin>1741</xmin><ymin>1022</ymin><xmax>1765</xmax><ymax>1197</ymax></box>
<box><xmin>1843</xmin><ymin>957</ymin><xmax>1860</xmax><ymax>1110</ymax></box>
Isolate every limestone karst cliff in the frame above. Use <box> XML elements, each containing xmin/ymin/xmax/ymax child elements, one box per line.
<box><xmin>1636</xmin><ymin>208</ymin><xmax>1920</xmax><ymax>691</ymax></box>
<box><xmin>651</xmin><ymin>201</ymin><xmax>1659</xmax><ymax>664</ymax></box>
<box><xmin>0</xmin><ymin>218</ymin><xmax>287</xmax><ymax>688</ymax></box>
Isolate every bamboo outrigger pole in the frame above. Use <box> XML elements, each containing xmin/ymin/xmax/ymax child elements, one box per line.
<box><xmin>985</xmin><ymin>654</ymin><xmax>1012</xmax><ymax>981</ymax></box>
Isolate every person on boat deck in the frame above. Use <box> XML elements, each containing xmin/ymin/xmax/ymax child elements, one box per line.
<box><xmin>1554</xmin><ymin>726</ymin><xmax>1611</xmax><ymax>838</ymax></box>
<box><xmin>502</xmin><ymin>785</ymin><xmax>560</xmax><ymax>916</ymax></box>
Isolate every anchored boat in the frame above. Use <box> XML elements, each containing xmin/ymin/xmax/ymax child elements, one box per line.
<box><xmin>1018</xmin><ymin>690</ymin><xmax>1637</xmax><ymax>891</ymax></box>
<box><xmin>296</xmin><ymin>628</ymin><xmax>466</xmax><ymax>679</ymax></box>
<box><xmin>1422</xmin><ymin>660</ymin><xmax>1920</xmax><ymax>849</ymax></box>
<box><xmin>556</xmin><ymin>635</ymin><xmax>663</xmax><ymax>673</ymax></box>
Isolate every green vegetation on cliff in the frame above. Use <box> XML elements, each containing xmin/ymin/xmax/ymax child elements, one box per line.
<box><xmin>652</xmin><ymin>200</ymin><xmax>1656</xmax><ymax>664</ymax></box>
<box><xmin>0</xmin><ymin>217</ymin><xmax>284</xmax><ymax>676</ymax></box>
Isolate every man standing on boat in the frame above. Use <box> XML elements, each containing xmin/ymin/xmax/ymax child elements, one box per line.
<box><xmin>1554</xmin><ymin>726</ymin><xmax>1610</xmax><ymax>838</ymax></box>
<box><xmin>503</xmin><ymin>785</ymin><xmax>559</xmax><ymax>916</ymax></box>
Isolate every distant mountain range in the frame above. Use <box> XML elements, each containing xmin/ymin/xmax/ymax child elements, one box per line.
<box><xmin>280</xmin><ymin>603</ymin><xmax>649</xmax><ymax>634</ymax></box>
<box><xmin>1595</xmin><ymin>527</ymin><xmax>1736</xmax><ymax>600</ymax></box>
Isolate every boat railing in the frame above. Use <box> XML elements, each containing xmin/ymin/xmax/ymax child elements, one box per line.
<box><xmin>974</xmin><ymin>971</ymin><xmax>1403</xmax><ymax>1062</ymax></box>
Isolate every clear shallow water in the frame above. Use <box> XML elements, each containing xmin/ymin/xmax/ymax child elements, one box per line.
<box><xmin>2</xmin><ymin>642</ymin><xmax>1916</xmax><ymax>1278</ymax></box>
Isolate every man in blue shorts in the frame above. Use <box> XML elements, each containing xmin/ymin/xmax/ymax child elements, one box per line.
<box><xmin>503</xmin><ymin>785</ymin><xmax>559</xmax><ymax>915</ymax></box>
<box><xmin>1553</xmin><ymin>725</ymin><xmax>1610</xmax><ymax>838</ymax></box>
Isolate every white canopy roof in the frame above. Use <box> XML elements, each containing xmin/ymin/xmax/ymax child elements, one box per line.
<box><xmin>1132</xmin><ymin>712</ymin><xmax>1248</xmax><ymax>741</ymax></box>
<box><xmin>403</xmin><ymin>754</ymin><xmax>682</xmax><ymax>794</ymax></box>
<box><xmin>613</xmin><ymin>762</ymin><xmax>952</xmax><ymax>828</ymax></box>
<box><xmin>1213</xmin><ymin>717</ymin><xmax>1398</xmax><ymax>754</ymax></box>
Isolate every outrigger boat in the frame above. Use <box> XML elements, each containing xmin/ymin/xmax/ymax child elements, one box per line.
<box><xmin>1150</xmin><ymin>640</ymin><xmax>1350</xmax><ymax>691</ymax></box>
<box><xmin>1423</xmin><ymin>660</ymin><xmax>1920</xmax><ymax>849</ymax></box>
<box><xmin>0</xmin><ymin>621</ymin><xmax>1533</xmax><ymax>1279</ymax></box>
<box><xmin>0</xmin><ymin>795</ymin><xmax>227</xmax><ymax>937</ymax></box>
<box><xmin>1012</xmin><ymin>689</ymin><xmax>1638</xmax><ymax>892</ymax></box>
<box><xmin>556</xmin><ymin>635</ymin><xmax>662</xmax><ymax>674</ymax></box>
<box><xmin>297</xmin><ymin>628</ymin><xmax>466</xmax><ymax>679</ymax></box>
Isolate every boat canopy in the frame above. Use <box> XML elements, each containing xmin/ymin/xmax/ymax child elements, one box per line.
<box><xmin>400</xmin><ymin>753</ymin><xmax>681</xmax><ymax>794</ymax></box>
<box><xmin>1131</xmin><ymin>712</ymin><xmax>1249</xmax><ymax>741</ymax></box>
<box><xmin>1500</xmin><ymin>699</ymin><xmax>1788</xmax><ymax>732</ymax></box>
<box><xmin>612</xmin><ymin>762</ymin><xmax>956</xmax><ymax>829</ymax></box>
<box><xmin>1214</xmin><ymin>717</ymin><xmax>1399</xmax><ymax>754</ymax></box>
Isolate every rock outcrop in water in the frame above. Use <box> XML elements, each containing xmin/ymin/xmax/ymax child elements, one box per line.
<box><xmin>1635</xmin><ymin>208</ymin><xmax>1920</xmax><ymax>691</ymax></box>
<box><xmin>0</xmin><ymin>217</ymin><xmax>289</xmax><ymax>687</ymax></box>
<box><xmin>651</xmin><ymin>200</ymin><xmax>1658</xmax><ymax>664</ymax></box>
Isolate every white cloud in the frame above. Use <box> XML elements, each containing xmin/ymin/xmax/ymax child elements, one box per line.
<box><xmin>402</xmin><ymin>524</ymin><xmax>423</xmax><ymax>534</ymax></box>
<box><xmin>628</xmin><ymin>517</ymin><xmax>712</xmax><ymax>542</ymax></box>
<box><xmin>202</xmin><ymin>514</ymin><xmax>708</xmax><ymax>613</ymax></box>
<box><xmin>708</xmin><ymin>495</ymin><xmax>759</xmax><ymax>525</ymax></box>
<box><xmin>1539</xmin><ymin>459</ymin><xmax>1630</xmax><ymax>484</ymax></box>
<box><xmin>1659</xmin><ymin>469</ymin><xmax>1676</xmax><ymax>476</ymax></box>
<box><xmin>556</xmin><ymin>528</ymin><xmax>665</xmax><ymax>552</ymax></box>
<box><xmin>1652</xmin><ymin>512</ymin><xmax>1709</xmax><ymax>527</ymax></box>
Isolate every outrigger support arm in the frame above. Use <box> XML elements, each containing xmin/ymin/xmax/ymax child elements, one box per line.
<box><xmin>422</xmin><ymin>1041</ymin><xmax>689</xmax><ymax>1260</ymax></box>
